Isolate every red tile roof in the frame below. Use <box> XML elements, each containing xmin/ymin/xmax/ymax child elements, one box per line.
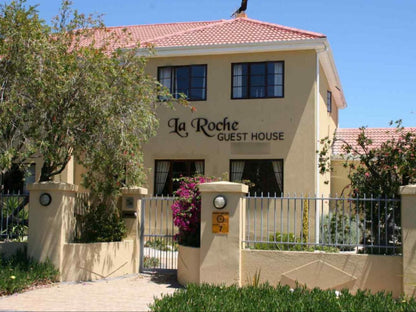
<box><xmin>333</xmin><ymin>128</ymin><xmax>416</xmax><ymax>155</ymax></box>
<box><xmin>82</xmin><ymin>17</ymin><xmax>326</xmax><ymax>50</ymax></box>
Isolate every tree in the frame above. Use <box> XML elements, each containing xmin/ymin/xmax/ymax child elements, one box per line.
<box><xmin>319</xmin><ymin>121</ymin><xmax>416</xmax><ymax>253</ymax></box>
<box><xmin>0</xmin><ymin>0</ymin><xmax>184</xmax><ymax>210</ymax></box>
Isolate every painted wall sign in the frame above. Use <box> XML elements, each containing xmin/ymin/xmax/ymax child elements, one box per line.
<box><xmin>212</xmin><ymin>212</ymin><xmax>229</xmax><ymax>234</ymax></box>
<box><xmin>168</xmin><ymin>117</ymin><xmax>285</xmax><ymax>142</ymax></box>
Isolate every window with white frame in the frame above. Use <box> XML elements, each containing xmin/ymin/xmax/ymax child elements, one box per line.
<box><xmin>158</xmin><ymin>65</ymin><xmax>207</xmax><ymax>101</ymax></box>
<box><xmin>232</xmin><ymin>61</ymin><xmax>284</xmax><ymax>99</ymax></box>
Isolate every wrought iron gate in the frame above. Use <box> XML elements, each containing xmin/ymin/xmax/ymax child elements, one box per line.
<box><xmin>140</xmin><ymin>196</ymin><xmax>178</xmax><ymax>272</ymax></box>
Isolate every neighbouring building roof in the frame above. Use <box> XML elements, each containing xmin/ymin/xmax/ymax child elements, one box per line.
<box><xmin>333</xmin><ymin>127</ymin><xmax>416</xmax><ymax>155</ymax></box>
<box><xmin>83</xmin><ymin>17</ymin><xmax>326</xmax><ymax>50</ymax></box>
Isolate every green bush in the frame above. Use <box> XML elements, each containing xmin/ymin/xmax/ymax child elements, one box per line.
<box><xmin>0</xmin><ymin>248</ymin><xmax>58</xmax><ymax>296</ymax></box>
<box><xmin>150</xmin><ymin>284</ymin><xmax>416</xmax><ymax>312</ymax></box>
<box><xmin>321</xmin><ymin>214</ymin><xmax>362</xmax><ymax>251</ymax></box>
<box><xmin>76</xmin><ymin>203</ymin><xmax>127</xmax><ymax>243</ymax></box>
<box><xmin>143</xmin><ymin>256</ymin><xmax>160</xmax><ymax>268</ymax></box>
<box><xmin>145</xmin><ymin>238</ymin><xmax>178</xmax><ymax>251</ymax></box>
<box><xmin>253</xmin><ymin>232</ymin><xmax>339</xmax><ymax>253</ymax></box>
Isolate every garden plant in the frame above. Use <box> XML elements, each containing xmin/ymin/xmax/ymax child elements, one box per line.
<box><xmin>0</xmin><ymin>249</ymin><xmax>58</xmax><ymax>296</ymax></box>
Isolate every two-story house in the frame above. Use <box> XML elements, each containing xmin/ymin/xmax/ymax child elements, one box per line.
<box><xmin>6</xmin><ymin>15</ymin><xmax>346</xmax><ymax>197</ymax></box>
<box><xmin>136</xmin><ymin>15</ymin><xmax>346</xmax><ymax>196</ymax></box>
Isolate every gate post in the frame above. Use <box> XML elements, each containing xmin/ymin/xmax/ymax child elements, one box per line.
<box><xmin>400</xmin><ymin>185</ymin><xmax>416</xmax><ymax>297</ymax></box>
<box><xmin>121</xmin><ymin>187</ymin><xmax>148</xmax><ymax>274</ymax></box>
<box><xmin>27</xmin><ymin>182</ymin><xmax>78</xmax><ymax>281</ymax></box>
<box><xmin>199</xmin><ymin>182</ymin><xmax>248</xmax><ymax>286</ymax></box>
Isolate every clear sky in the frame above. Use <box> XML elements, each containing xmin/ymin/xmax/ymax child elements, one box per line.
<box><xmin>22</xmin><ymin>0</ymin><xmax>416</xmax><ymax>128</ymax></box>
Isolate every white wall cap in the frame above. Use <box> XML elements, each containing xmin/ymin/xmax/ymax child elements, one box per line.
<box><xmin>121</xmin><ymin>186</ymin><xmax>148</xmax><ymax>196</ymax></box>
<box><xmin>27</xmin><ymin>182</ymin><xmax>78</xmax><ymax>193</ymax></box>
<box><xmin>400</xmin><ymin>185</ymin><xmax>416</xmax><ymax>195</ymax></box>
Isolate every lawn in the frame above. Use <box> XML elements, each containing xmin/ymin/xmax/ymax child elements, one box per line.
<box><xmin>0</xmin><ymin>248</ymin><xmax>58</xmax><ymax>296</ymax></box>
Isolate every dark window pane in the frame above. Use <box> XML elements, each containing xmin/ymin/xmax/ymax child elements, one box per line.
<box><xmin>190</xmin><ymin>89</ymin><xmax>205</xmax><ymax>100</ymax></box>
<box><xmin>250</xmin><ymin>75</ymin><xmax>265</xmax><ymax>87</ymax></box>
<box><xmin>250</xmin><ymin>86</ymin><xmax>265</xmax><ymax>98</ymax></box>
<box><xmin>267</xmin><ymin>74</ymin><xmax>283</xmax><ymax>86</ymax></box>
<box><xmin>230</xmin><ymin>160</ymin><xmax>282</xmax><ymax>195</ymax></box>
<box><xmin>268</xmin><ymin>86</ymin><xmax>283</xmax><ymax>97</ymax></box>
<box><xmin>191</xmin><ymin>65</ymin><xmax>206</xmax><ymax>77</ymax></box>
<box><xmin>191</xmin><ymin>77</ymin><xmax>205</xmax><ymax>88</ymax></box>
<box><xmin>250</xmin><ymin>63</ymin><xmax>266</xmax><ymax>75</ymax></box>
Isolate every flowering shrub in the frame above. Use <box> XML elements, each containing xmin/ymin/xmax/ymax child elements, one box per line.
<box><xmin>171</xmin><ymin>176</ymin><xmax>215</xmax><ymax>247</ymax></box>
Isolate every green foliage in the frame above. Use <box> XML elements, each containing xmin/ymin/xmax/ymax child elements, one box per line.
<box><xmin>143</xmin><ymin>256</ymin><xmax>160</xmax><ymax>269</ymax></box>
<box><xmin>145</xmin><ymin>238</ymin><xmax>178</xmax><ymax>252</ymax></box>
<box><xmin>0</xmin><ymin>248</ymin><xmax>58</xmax><ymax>296</ymax></box>
<box><xmin>246</xmin><ymin>269</ymin><xmax>261</xmax><ymax>287</ymax></box>
<box><xmin>318</xmin><ymin>121</ymin><xmax>414</xmax><ymax>253</ymax></box>
<box><xmin>1</xmin><ymin>196</ymin><xmax>28</xmax><ymax>241</ymax></box>
<box><xmin>0</xmin><ymin>0</ymin><xmax>187</xmax><ymax>213</ymax></box>
<box><xmin>150</xmin><ymin>283</ymin><xmax>416</xmax><ymax>312</ymax></box>
<box><xmin>252</xmin><ymin>232</ymin><xmax>339</xmax><ymax>253</ymax></box>
<box><xmin>321</xmin><ymin>214</ymin><xmax>362</xmax><ymax>251</ymax></box>
<box><xmin>76</xmin><ymin>203</ymin><xmax>127</xmax><ymax>243</ymax></box>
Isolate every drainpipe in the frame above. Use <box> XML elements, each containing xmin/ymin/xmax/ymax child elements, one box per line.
<box><xmin>315</xmin><ymin>45</ymin><xmax>328</xmax><ymax>244</ymax></box>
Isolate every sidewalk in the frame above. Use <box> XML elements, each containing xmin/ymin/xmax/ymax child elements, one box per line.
<box><xmin>0</xmin><ymin>273</ymin><xmax>181</xmax><ymax>312</ymax></box>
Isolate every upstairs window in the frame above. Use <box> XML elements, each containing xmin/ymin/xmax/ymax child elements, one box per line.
<box><xmin>232</xmin><ymin>61</ymin><xmax>284</xmax><ymax>99</ymax></box>
<box><xmin>158</xmin><ymin>65</ymin><xmax>207</xmax><ymax>101</ymax></box>
<box><xmin>327</xmin><ymin>90</ymin><xmax>332</xmax><ymax>113</ymax></box>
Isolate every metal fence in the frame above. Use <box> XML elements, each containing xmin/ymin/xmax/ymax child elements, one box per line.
<box><xmin>243</xmin><ymin>193</ymin><xmax>401</xmax><ymax>255</ymax></box>
<box><xmin>140</xmin><ymin>196</ymin><xmax>178</xmax><ymax>272</ymax></box>
<box><xmin>73</xmin><ymin>192</ymin><xmax>91</xmax><ymax>242</ymax></box>
<box><xmin>0</xmin><ymin>192</ymin><xmax>29</xmax><ymax>241</ymax></box>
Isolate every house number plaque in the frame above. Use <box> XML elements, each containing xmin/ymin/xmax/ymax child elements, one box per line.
<box><xmin>212</xmin><ymin>212</ymin><xmax>229</xmax><ymax>234</ymax></box>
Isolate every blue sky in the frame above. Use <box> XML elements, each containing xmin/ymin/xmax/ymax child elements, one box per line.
<box><xmin>23</xmin><ymin>0</ymin><xmax>416</xmax><ymax>128</ymax></box>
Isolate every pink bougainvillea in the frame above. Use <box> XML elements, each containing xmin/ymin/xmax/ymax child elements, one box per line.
<box><xmin>171</xmin><ymin>176</ymin><xmax>215</xmax><ymax>247</ymax></box>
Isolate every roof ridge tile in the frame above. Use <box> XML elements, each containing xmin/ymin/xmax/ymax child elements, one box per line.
<box><xmin>240</xmin><ymin>17</ymin><xmax>326</xmax><ymax>38</ymax></box>
<box><xmin>140</xmin><ymin>19</ymin><xmax>234</xmax><ymax>45</ymax></box>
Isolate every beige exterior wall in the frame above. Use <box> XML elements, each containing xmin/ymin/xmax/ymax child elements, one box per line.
<box><xmin>318</xmin><ymin>64</ymin><xmax>338</xmax><ymax>196</ymax></box>
<box><xmin>61</xmin><ymin>240</ymin><xmax>137</xmax><ymax>282</ymax></box>
<box><xmin>143</xmin><ymin>50</ymin><xmax>337</xmax><ymax>195</ymax></box>
<box><xmin>242</xmin><ymin>250</ymin><xmax>403</xmax><ymax>297</ymax></box>
<box><xmin>331</xmin><ymin>159</ymin><xmax>354</xmax><ymax>196</ymax></box>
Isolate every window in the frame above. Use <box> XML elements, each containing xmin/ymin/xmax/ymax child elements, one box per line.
<box><xmin>232</xmin><ymin>61</ymin><xmax>284</xmax><ymax>99</ymax></box>
<box><xmin>158</xmin><ymin>65</ymin><xmax>207</xmax><ymax>101</ymax></box>
<box><xmin>154</xmin><ymin>160</ymin><xmax>204</xmax><ymax>195</ymax></box>
<box><xmin>230</xmin><ymin>159</ymin><xmax>283</xmax><ymax>195</ymax></box>
<box><xmin>327</xmin><ymin>90</ymin><xmax>332</xmax><ymax>113</ymax></box>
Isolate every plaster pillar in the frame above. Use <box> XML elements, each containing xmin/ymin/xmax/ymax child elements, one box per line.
<box><xmin>199</xmin><ymin>182</ymin><xmax>248</xmax><ymax>286</ymax></box>
<box><xmin>400</xmin><ymin>185</ymin><xmax>416</xmax><ymax>297</ymax></box>
<box><xmin>121</xmin><ymin>187</ymin><xmax>148</xmax><ymax>273</ymax></box>
<box><xmin>27</xmin><ymin>182</ymin><xmax>78</xmax><ymax>277</ymax></box>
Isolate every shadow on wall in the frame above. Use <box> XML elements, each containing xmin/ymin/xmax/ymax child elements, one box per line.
<box><xmin>61</xmin><ymin>240</ymin><xmax>137</xmax><ymax>282</ymax></box>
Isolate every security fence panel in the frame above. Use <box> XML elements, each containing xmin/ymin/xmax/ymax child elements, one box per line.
<box><xmin>244</xmin><ymin>194</ymin><xmax>401</xmax><ymax>255</ymax></box>
<box><xmin>140</xmin><ymin>196</ymin><xmax>178</xmax><ymax>272</ymax></box>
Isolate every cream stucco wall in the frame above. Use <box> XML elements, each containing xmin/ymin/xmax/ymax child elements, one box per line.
<box><xmin>143</xmin><ymin>50</ymin><xmax>335</xmax><ymax>195</ymax></box>
<box><xmin>61</xmin><ymin>240</ymin><xmax>138</xmax><ymax>282</ymax></box>
<box><xmin>242</xmin><ymin>250</ymin><xmax>403</xmax><ymax>297</ymax></box>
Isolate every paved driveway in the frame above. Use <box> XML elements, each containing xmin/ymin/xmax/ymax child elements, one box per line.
<box><xmin>0</xmin><ymin>273</ymin><xmax>181</xmax><ymax>311</ymax></box>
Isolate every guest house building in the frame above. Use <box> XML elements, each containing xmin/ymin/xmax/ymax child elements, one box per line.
<box><xmin>4</xmin><ymin>14</ymin><xmax>347</xmax><ymax>196</ymax></box>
